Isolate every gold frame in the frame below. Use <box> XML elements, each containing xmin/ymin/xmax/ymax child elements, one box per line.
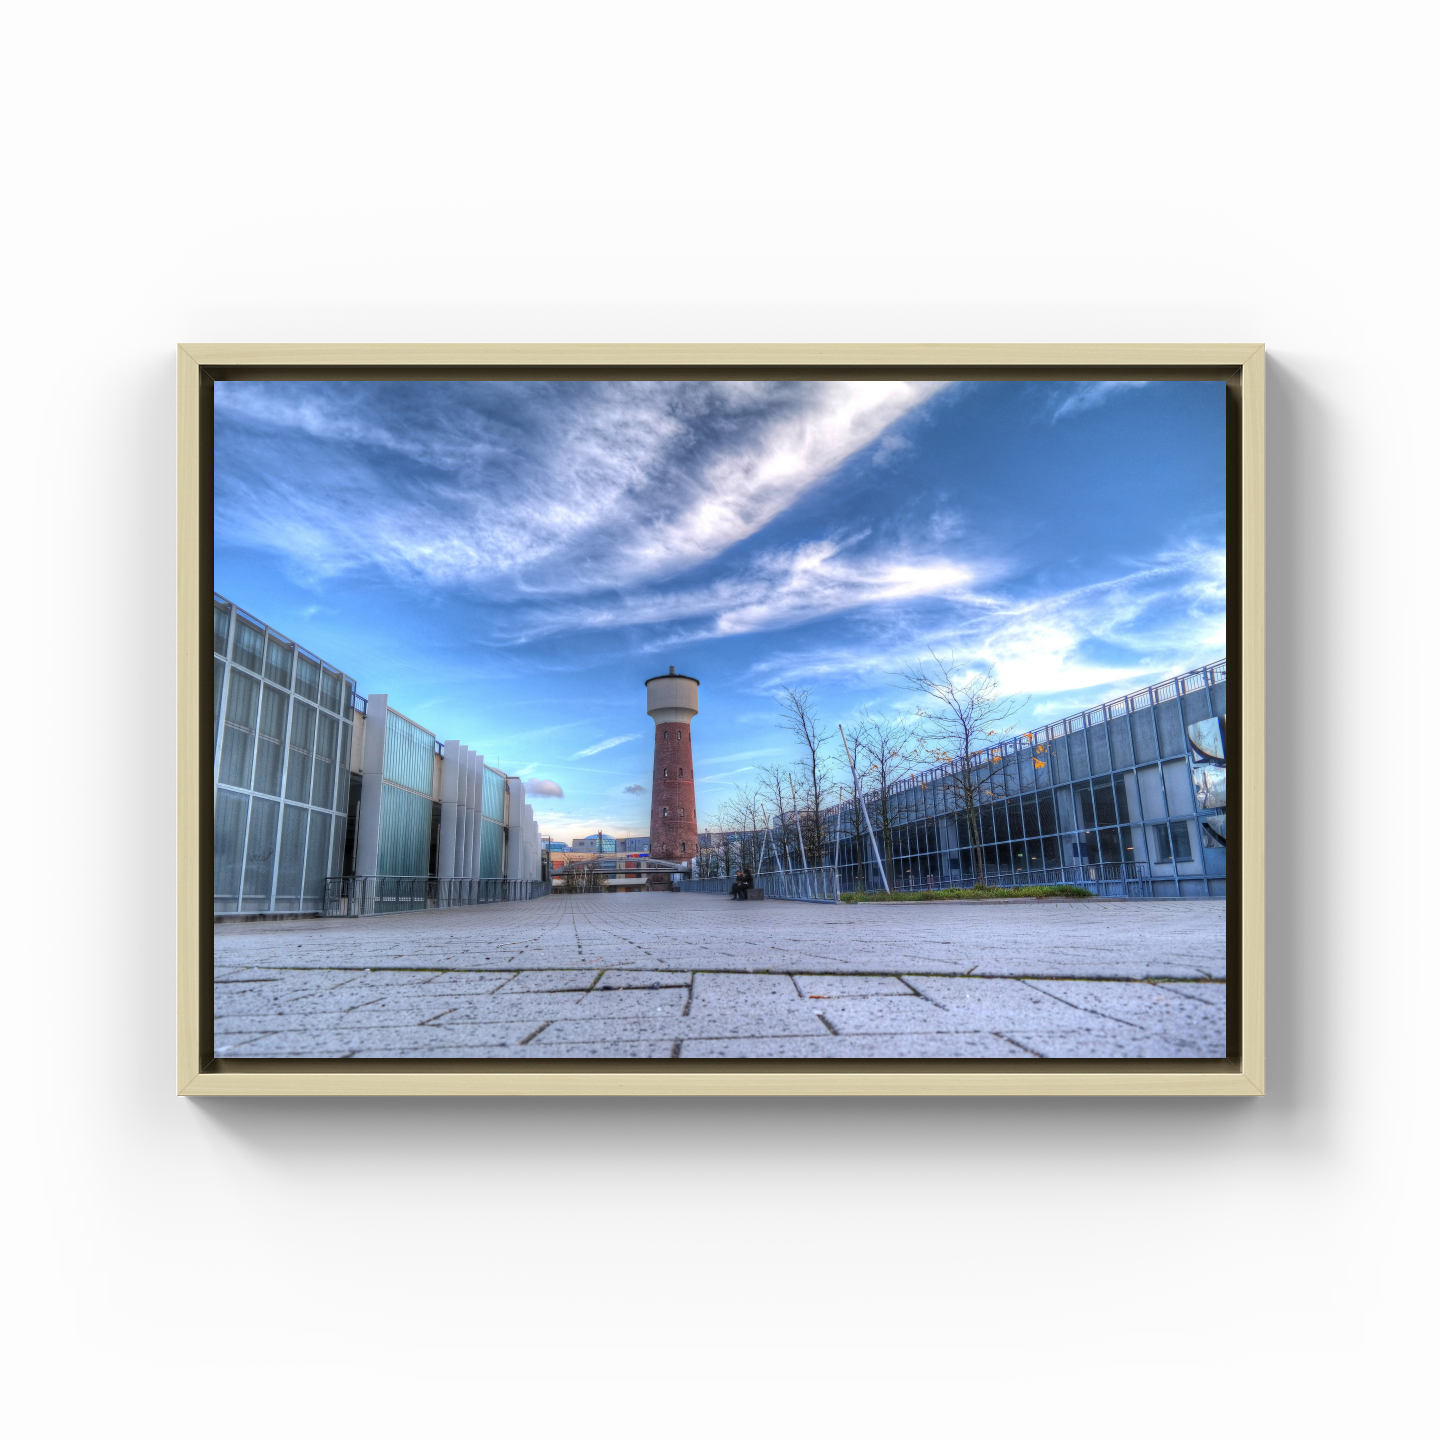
<box><xmin>178</xmin><ymin>343</ymin><xmax>1263</xmax><ymax>1097</ymax></box>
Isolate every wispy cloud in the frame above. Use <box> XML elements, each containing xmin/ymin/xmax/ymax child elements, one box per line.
<box><xmin>571</xmin><ymin>733</ymin><xmax>642</xmax><ymax>758</ymax></box>
<box><xmin>622</xmin><ymin>783</ymin><xmax>645</xmax><ymax>795</ymax></box>
<box><xmin>1047</xmin><ymin>381</ymin><xmax>1148</xmax><ymax>423</ymax></box>
<box><xmin>514</xmin><ymin>537</ymin><xmax>979</xmax><ymax>644</ymax></box>
<box><xmin>741</xmin><ymin>544</ymin><xmax>1225</xmax><ymax>706</ymax></box>
<box><xmin>216</xmin><ymin>379</ymin><xmax>948</xmax><ymax>597</ymax></box>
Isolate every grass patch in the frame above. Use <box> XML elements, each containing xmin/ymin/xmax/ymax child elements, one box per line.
<box><xmin>839</xmin><ymin>885</ymin><xmax>1092</xmax><ymax>904</ymax></box>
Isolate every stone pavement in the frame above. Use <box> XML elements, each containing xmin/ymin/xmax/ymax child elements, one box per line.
<box><xmin>213</xmin><ymin>891</ymin><xmax>1227</xmax><ymax>1060</ymax></box>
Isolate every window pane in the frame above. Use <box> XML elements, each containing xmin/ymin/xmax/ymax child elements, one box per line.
<box><xmin>1098</xmin><ymin>828</ymin><xmax>1122</xmax><ymax>863</ymax></box>
<box><xmin>252</xmin><ymin>686</ymin><xmax>289</xmax><ymax>796</ymax></box>
<box><xmin>1037</xmin><ymin>791</ymin><xmax>1057</xmax><ymax>834</ymax></box>
<box><xmin>213</xmin><ymin>658</ymin><xmax>225</xmax><ymax>755</ymax></box>
<box><xmin>304</xmin><ymin>814</ymin><xmax>332</xmax><ymax>905</ymax></box>
<box><xmin>264</xmin><ymin>637</ymin><xmax>294</xmax><ymax>688</ymax></box>
<box><xmin>241</xmin><ymin>796</ymin><xmax>280</xmax><ymax>909</ymax></box>
<box><xmin>378</xmin><ymin>782</ymin><xmax>432</xmax><ymax>876</ymax></box>
<box><xmin>1152</xmin><ymin>824</ymin><xmax>1173</xmax><ymax>863</ymax></box>
<box><xmin>286</xmin><ymin>701</ymin><xmax>316</xmax><ymax>802</ymax></box>
<box><xmin>383</xmin><ymin>710</ymin><xmax>435</xmax><ymax>795</ymax></box>
<box><xmin>233</xmin><ymin>619</ymin><xmax>266</xmax><ymax>674</ymax></box>
<box><xmin>294</xmin><ymin>653</ymin><xmax>320</xmax><ymax>702</ymax></box>
<box><xmin>1021</xmin><ymin>799</ymin><xmax>1040</xmax><ymax>837</ymax></box>
<box><xmin>1006</xmin><ymin>799</ymin><xmax>1024</xmax><ymax>841</ymax></box>
<box><xmin>1094</xmin><ymin>781</ymin><xmax>1118</xmax><ymax>827</ymax></box>
<box><xmin>330</xmin><ymin>813</ymin><xmax>346</xmax><ymax>881</ymax></box>
<box><xmin>214</xmin><ymin>788</ymin><xmax>249</xmax><ymax>911</ymax></box>
<box><xmin>334</xmin><ymin>722</ymin><xmax>352</xmax><ymax>813</ymax></box>
<box><xmin>1170</xmin><ymin>821</ymin><xmax>1194</xmax><ymax>862</ymax></box>
<box><xmin>1041</xmin><ymin>835</ymin><xmax>1061</xmax><ymax>868</ymax></box>
<box><xmin>213</xmin><ymin>603</ymin><xmax>230</xmax><ymax>656</ymax></box>
<box><xmin>1075</xmin><ymin>785</ymin><xmax>1097</xmax><ymax>829</ymax></box>
<box><xmin>320</xmin><ymin>668</ymin><xmax>344</xmax><ymax>713</ymax></box>
<box><xmin>274</xmin><ymin>805</ymin><xmax>309</xmax><ymax>908</ymax></box>
<box><xmin>312</xmin><ymin>712</ymin><xmax>339</xmax><ymax>809</ymax></box>
<box><xmin>219</xmin><ymin>670</ymin><xmax>260</xmax><ymax>789</ymax></box>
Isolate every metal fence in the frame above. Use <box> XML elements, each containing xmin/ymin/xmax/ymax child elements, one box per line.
<box><xmin>323</xmin><ymin>875</ymin><xmax>552</xmax><ymax>916</ymax></box>
<box><xmin>680</xmin><ymin>861</ymin><xmax>1151</xmax><ymax>902</ymax></box>
<box><xmin>842</xmin><ymin>861</ymin><xmax>1152</xmax><ymax>899</ymax></box>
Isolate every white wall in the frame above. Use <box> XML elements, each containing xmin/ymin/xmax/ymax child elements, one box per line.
<box><xmin>2</xmin><ymin>3</ymin><xmax>1433</xmax><ymax>1436</ymax></box>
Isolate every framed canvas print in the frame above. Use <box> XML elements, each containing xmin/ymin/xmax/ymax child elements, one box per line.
<box><xmin>177</xmin><ymin>344</ymin><xmax>1263</xmax><ymax>1096</ymax></box>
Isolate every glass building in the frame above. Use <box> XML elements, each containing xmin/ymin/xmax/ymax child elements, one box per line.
<box><xmin>830</xmin><ymin>661</ymin><xmax>1228</xmax><ymax>899</ymax></box>
<box><xmin>215</xmin><ymin>596</ymin><xmax>544</xmax><ymax>917</ymax></box>
<box><xmin>213</xmin><ymin>596</ymin><xmax>356</xmax><ymax>913</ymax></box>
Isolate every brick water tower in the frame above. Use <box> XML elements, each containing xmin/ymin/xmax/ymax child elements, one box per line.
<box><xmin>646</xmin><ymin>666</ymin><xmax>700</xmax><ymax>863</ymax></box>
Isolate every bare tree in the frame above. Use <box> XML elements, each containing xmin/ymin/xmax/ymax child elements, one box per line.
<box><xmin>717</xmin><ymin>783</ymin><xmax>770</xmax><ymax>874</ymax></box>
<box><xmin>759</xmin><ymin>764</ymin><xmax>799</xmax><ymax>871</ymax></box>
<box><xmin>896</xmin><ymin>653</ymin><xmax>1026</xmax><ymax>890</ymax></box>
<box><xmin>777</xmin><ymin>687</ymin><xmax>835</xmax><ymax>868</ymax></box>
<box><xmin>850</xmin><ymin>709</ymin><xmax>925</xmax><ymax>888</ymax></box>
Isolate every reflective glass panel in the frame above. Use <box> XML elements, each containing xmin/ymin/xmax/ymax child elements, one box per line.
<box><xmin>1201</xmin><ymin>814</ymin><xmax>1227</xmax><ymax>848</ymax></box>
<box><xmin>265</xmin><ymin>638</ymin><xmax>294</xmax><ymax>688</ymax></box>
<box><xmin>1186</xmin><ymin>716</ymin><xmax>1226</xmax><ymax>764</ymax></box>
<box><xmin>241</xmin><ymin>796</ymin><xmax>280</xmax><ymax>908</ymax></box>
<box><xmin>1170</xmin><ymin>821</ymin><xmax>1193</xmax><ymax>862</ymax></box>
<box><xmin>253</xmin><ymin>685</ymin><xmax>289</xmax><ymax>796</ymax></box>
<box><xmin>312</xmin><ymin>712</ymin><xmax>339</xmax><ymax>809</ymax></box>
<box><xmin>286</xmin><ymin>700</ymin><xmax>316</xmax><ymax>802</ymax></box>
<box><xmin>1021</xmin><ymin>799</ymin><xmax>1040</xmax><ymax>837</ymax></box>
<box><xmin>1152</xmin><ymin>824</ymin><xmax>1174</xmax><ymax>863</ymax></box>
<box><xmin>304</xmin><ymin>814</ymin><xmax>332</xmax><ymax>904</ymax></box>
<box><xmin>214</xmin><ymin>788</ymin><xmax>249</xmax><ymax>910</ymax></box>
<box><xmin>1037</xmin><ymin>791</ymin><xmax>1057</xmax><ymax>834</ymax></box>
<box><xmin>214</xmin><ymin>658</ymin><xmax>225</xmax><ymax>755</ymax></box>
<box><xmin>383</xmin><ymin>710</ymin><xmax>435</xmax><ymax>795</ymax></box>
<box><xmin>1098</xmin><ymin>828</ymin><xmax>1122</xmax><ymax>863</ymax></box>
<box><xmin>233</xmin><ymin>619</ymin><xmax>266</xmax><ymax>675</ymax></box>
<box><xmin>1075</xmin><ymin>785</ymin><xmax>1096</xmax><ymax>829</ymax></box>
<box><xmin>213</xmin><ymin>603</ymin><xmax>230</xmax><ymax>656</ymax></box>
<box><xmin>294</xmin><ymin>653</ymin><xmax>320</xmax><ymax>702</ymax></box>
<box><xmin>275</xmin><ymin>805</ymin><xmax>309</xmax><ymax>908</ymax></box>
<box><xmin>1095</xmin><ymin>781</ymin><xmax>1118</xmax><ymax>827</ymax></box>
<box><xmin>219</xmin><ymin>669</ymin><xmax>260</xmax><ymax>789</ymax></box>
<box><xmin>1193</xmin><ymin>763</ymin><xmax>1226</xmax><ymax>810</ymax></box>
<box><xmin>320</xmin><ymin>668</ymin><xmax>344</xmax><ymax>713</ymax></box>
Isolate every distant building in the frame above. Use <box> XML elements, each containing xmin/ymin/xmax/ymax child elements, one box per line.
<box><xmin>213</xmin><ymin>594</ymin><xmax>543</xmax><ymax>915</ymax></box>
<box><xmin>543</xmin><ymin>840</ymin><xmax>571</xmax><ymax>853</ymax></box>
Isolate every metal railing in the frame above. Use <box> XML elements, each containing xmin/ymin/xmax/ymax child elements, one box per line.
<box><xmin>846</xmin><ymin>861</ymin><xmax>1152</xmax><ymax>899</ymax></box>
<box><xmin>757</xmin><ymin>867</ymin><xmax>842</xmax><ymax>903</ymax></box>
<box><xmin>323</xmin><ymin>875</ymin><xmax>552</xmax><ymax>916</ymax></box>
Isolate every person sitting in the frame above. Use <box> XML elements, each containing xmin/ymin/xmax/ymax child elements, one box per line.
<box><xmin>731</xmin><ymin>866</ymin><xmax>753</xmax><ymax>900</ymax></box>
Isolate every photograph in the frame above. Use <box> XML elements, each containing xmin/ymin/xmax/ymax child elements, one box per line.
<box><xmin>210</xmin><ymin>374</ymin><xmax>1229</xmax><ymax>1062</ymax></box>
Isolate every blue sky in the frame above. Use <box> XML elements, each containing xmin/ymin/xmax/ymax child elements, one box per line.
<box><xmin>215</xmin><ymin>379</ymin><xmax>1225</xmax><ymax>841</ymax></box>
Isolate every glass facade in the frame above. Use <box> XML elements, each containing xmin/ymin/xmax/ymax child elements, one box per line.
<box><xmin>213</xmin><ymin>595</ymin><xmax>355</xmax><ymax>913</ymax></box>
<box><xmin>373</xmin><ymin>708</ymin><xmax>439</xmax><ymax>878</ymax></box>
<box><xmin>829</xmin><ymin>661</ymin><xmax>1228</xmax><ymax>899</ymax></box>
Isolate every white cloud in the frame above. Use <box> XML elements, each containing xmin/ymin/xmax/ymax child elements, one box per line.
<box><xmin>1048</xmin><ymin>381</ymin><xmax>1148</xmax><ymax>423</ymax></box>
<box><xmin>740</xmin><ymin>545</ymin><xmax>1226</xmax><ymax>707</ymax></box>
<box><xmin>517</xmin><ymin>537</ymin><xmax>979</xmax><ymax>643</ymax></box>
<box><xmin>524</xmin><ymin>778</ymin><xmax>564</xmax><ymax>798</ymax></box>
<box><xmin>216</xmin><ymin>379</ymin><xmax>949</xmax><ymax>597</ymax></box>
<box><xmin>571</xmin><ymin>733</ymin><xmax>643</xmax><ymax>758</ymax></box>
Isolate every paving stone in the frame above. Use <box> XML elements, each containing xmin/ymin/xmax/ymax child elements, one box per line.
<box><xmin>793</xmin><ymin>975</ymin><xmax>915</xmax><ymax>998</ymax></box>
<box><xmin>679</xmin><ymin>1032</ymin><xmax>1028</xmax><ymax>1059</ymax></box>
<box><xmin>212</xmin><ymin>892</ymin><xmax>1226</xmax><ymax>1060</ymax></box>
<box><xmin>1001</xmin><ymin>1028</ymin><xmax>1217</xmax><ymax>1059</ymax></box>
<box><xmin>1020</xmin><ymin>979</ymin><xmax>1226</xmax><ymax>1051</ymax></box>
<box><xmin>901</xmin><ymin>976</ymin><xmax>1085</xmax><ymax>1028</ymax></box>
